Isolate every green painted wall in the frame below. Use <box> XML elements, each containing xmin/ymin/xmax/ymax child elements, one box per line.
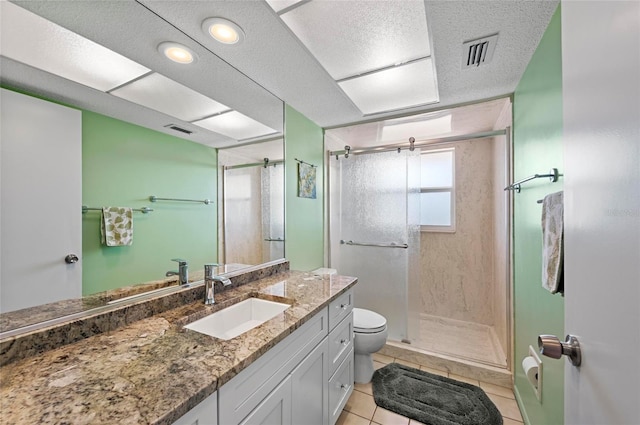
<box><xmin>513</xmin><ymin>6</ymin><xmax>564</xmax><ymax>424</ymax></box>
<box><xmin>284</xmin><ymin>104</ymin><xmax>324</xmax><ymax>271</ymax></box>
<box><xmin>82</xmin><ymin>111</ymin><xmax>217</xmax><ymax>295</ymax></box>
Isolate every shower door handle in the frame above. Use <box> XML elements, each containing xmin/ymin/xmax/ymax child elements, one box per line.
<box><xmin>340</xmin><ymin>240</ymin><xmax>408</xmax><ymax>249</ymax></box>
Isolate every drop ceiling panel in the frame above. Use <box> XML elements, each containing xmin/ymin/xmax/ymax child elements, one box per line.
<box><xmin>265</xmin><ymin>0</ymin><xmax>305</xmax><ymax>14</ymax></box>
<box><xmin>193</xmin><ymin>111</ymin><xmax>277</xmax><ymax>141</ymax></box>
<box><xmin>11</xmin><ymin>0</ymin><xmax>283</xmax><ymax>134</ymax></box>
<box><xmin>111</xmin><ymin>73</ymin><xmax>229</xmax><ymax>122</ymax></box>
<box><xmin>381</xmin><ymin>115</ymin><xmax>452</xmax><ymax>143</ymax></box>
<box><xmin>0</xmin><ymin>56</ymin><xmax>238</xmax><ymax>147</ymax></box>
<box><xmin>0</xmin><ymin>1</ymin><xmax>150</xmax><ymax>92</ymax></box>
<box><xmin>338</xmin><ymin>59</ymin><xmax>438</xmax><ymax>115</ymax></box>
<box><xmin>280</xmin><ymin>0</ymin><xmax>431</xmax><ymax>80</ymax></box>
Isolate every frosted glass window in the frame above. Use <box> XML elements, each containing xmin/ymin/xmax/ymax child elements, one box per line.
<box><xmin>420</xmin><ymin>192</ymin><xmax>451</xmax><ymax>226</ymax></box>
<box><xmin>420</xmin><ymin>148</ymin><xmax>455</xmax><ymax>231</ymax></box>
<box><xmin>421</xmin><ymin>150</ymin><xmax>453</xmax><ymax>187</ymax></box>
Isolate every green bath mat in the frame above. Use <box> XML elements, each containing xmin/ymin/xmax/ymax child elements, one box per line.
<box><xmin>372</xmin><ymin>363</ymin><xmax>503</xmax><ymax>425</ymax></box>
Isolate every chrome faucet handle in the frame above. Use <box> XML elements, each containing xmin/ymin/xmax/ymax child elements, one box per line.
<box><xmin>204</xmin><ymin>263</ymin><xmax>220</xmax><ymax>305</ymax></box>
<box><xmin>204</xmin><ymin>263</ymin><xmax>220</xmax><ymax>278</ymax></box>
<box><xmin>170</xmin><ymin>258</ymin><xmax>188</xmax><ymax>285</ymax></box>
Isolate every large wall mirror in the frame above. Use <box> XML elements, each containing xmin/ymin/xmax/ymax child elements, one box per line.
<box><xmin>0</xmin><ymin>1</ymin><xmax>285</xmax><ymax>334</ymax></box>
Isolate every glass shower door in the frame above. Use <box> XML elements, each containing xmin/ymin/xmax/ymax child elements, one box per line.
<box><xmin>329</xmin><ymin>150</ymin><xmax>420</xmax><ymax>343</ymax></box>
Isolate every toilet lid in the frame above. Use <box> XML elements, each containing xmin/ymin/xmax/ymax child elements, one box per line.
<box><xmin>353</xmin><ymin>308</ymin><xmax>387</xmax><ymax>333</ymax></box>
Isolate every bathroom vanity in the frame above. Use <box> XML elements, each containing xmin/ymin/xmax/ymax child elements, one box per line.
<box><xmin>0</xmin><ymin>263</ymin><xmax>357</xmax><ymax>425</ymax></box>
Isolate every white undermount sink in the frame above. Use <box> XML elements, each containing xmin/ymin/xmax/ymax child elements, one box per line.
<box><xmin>185</xmin><ymin>297</ymin><xmax>290</xmax><ymax>340</ymax></box>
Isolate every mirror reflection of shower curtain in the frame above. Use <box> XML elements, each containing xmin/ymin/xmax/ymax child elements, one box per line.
<box><xmin>261</xmin><ymin>165</ymin><xmax>284</xmax><ymax>262</ymax></box>
<box><xmin>329</xmin><ymin>150</ymin><xmax>420</xmax><ymax>343</ymax></box>
<box><xmin>224</xmin><ymin>164</ymin><xmax>285</xmax><ymax>265</ymax></box>
<box><xmin>224</xmin><ymin>167</ymin><xmax>263</xmax><ymax>265</ymax></box>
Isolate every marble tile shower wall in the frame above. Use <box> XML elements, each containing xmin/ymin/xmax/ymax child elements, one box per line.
<box><xmin>420</xmin><ymin>138</ymin><xmax>497</xmax><ymax>326</ymax></box>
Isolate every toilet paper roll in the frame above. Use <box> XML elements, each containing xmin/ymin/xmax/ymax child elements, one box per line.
<box><xmin>522</xmin><ymin>356</ymin><xmax>539</xmax><ymax>388</ymax></box>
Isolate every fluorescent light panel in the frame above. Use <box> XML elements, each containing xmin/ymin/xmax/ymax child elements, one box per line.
<box><xmin>381</xmin><ymin>115</ymin><xmax>452</xmax><ymax>143</ymax></box>
<box><xmin>111</xmin><ymin>73</ymin><xmax>230</xmax><ymax>122</ymax></box>
<box><xmin>192</xmin><ymin>111</ymin><xmax>277</xmax><ymax>141</ymax></box>
<box><xmin>0</xmin><ymin>2</ymin><xmax>150</xmax><ymax>92</ymax></box>
<box><xmin>339</xmin><ymin>58</ymin><xmax>439</xmax><ymax>115</ymax></box>
<box><xmin>280</xmin><ymin>0</ymin><xmax>431</xmax><ymax>80</ymax></box>
<box><xmin>265</xmin><ymin>0</ymin><xmax>306</xmax><ymax>13</ymax></box>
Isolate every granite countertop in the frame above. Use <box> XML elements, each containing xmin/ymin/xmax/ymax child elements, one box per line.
<box><xmin>0</xmin><ymin>271</ymin><xmax>357</xmax><ymax>425</ymax></box>
<box><xmin>0</xmin><ymin>264</ymin><xmax>252</xmax><ymax>334</ymax></box>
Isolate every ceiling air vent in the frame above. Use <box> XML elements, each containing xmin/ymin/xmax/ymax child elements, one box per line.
<box><xmin>164</xmin><ymin>124</ymin><xmax>193</xmax><ymax>135</ymax></box>
<box><xmin>462</xmin><ymin>33</ymin><xmax>498</xmax><ymax>69</ymax></box>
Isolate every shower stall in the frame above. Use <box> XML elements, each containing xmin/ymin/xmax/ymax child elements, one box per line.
<box><xmin>327</xmin><ymin>128</ymin><xmax>511</xmax><ymax>371</ymax></box>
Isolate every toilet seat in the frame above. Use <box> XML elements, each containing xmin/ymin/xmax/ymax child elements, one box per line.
<box><xmin>353</xmin><ymin>308</ymin><xmax>387</xmax><ymax>334</ymax></box>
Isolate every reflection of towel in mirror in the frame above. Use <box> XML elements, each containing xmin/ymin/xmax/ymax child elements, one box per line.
<box><xmin>541</xmin><ymin>191</ymin><xmax>563</xmax><ymax>294</ymax></box>
<box><xmin>101</xmin><ymin>207</ymin><xmax>133</xmax><ymax>246</ymax></box>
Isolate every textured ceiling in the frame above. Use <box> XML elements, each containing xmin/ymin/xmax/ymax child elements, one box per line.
<box><xmin>1</xmin><ymin>0</ymin><xmax>558</xmax><ymax>147</ymax></box>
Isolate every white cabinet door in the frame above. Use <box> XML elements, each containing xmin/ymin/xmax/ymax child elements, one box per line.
<box><xmin>0</xmin><ymin>89</ymin><xmax>82</xmax><ymax>313</ymax></box>
<box><xmin>240</xmin><ymin>376</ymin><xmax>292</xmax><ymax>425</ymax></box>
<box><xmin>172</xmin><ymin>391</ymin><xmax>218</xmax><ymax>425</ymax></box>
<box><xmin>291</xmin><ymin>338</ymin><xmax>329</xmax><ymax>425</ymax></box>
<box><xmin>562</xmin><ymin>2</ymin><xmax>640</xmax><ymax>424</ymax></box>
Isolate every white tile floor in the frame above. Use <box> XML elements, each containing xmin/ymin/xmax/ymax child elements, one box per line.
<box><xmin>337</xmin><ymin>354</ymin><xmax>523</xmax><ymax>425</ymax></box>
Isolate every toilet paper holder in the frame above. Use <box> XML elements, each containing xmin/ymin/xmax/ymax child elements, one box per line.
<box><xmin>538</xmin><ymin>334</ymin><xmax>582</xmax><ymax>366</ymax></box>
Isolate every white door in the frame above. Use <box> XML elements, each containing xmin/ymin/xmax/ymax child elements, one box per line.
<box><xmin>0</xmin><ymin>89</ymin><xmax>82</xmax><ymax>313</ymax></box>
<box><xmin>562</xmin><ymin>2</ymin><xmax>640</xmax><ymax>424</ymax></box>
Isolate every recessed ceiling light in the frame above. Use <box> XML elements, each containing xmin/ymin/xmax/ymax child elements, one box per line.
<box><xmin>202</xmin><ymin>17</ymin><xmax>245</xmax><ymax>45</ymax></box>
<box><xmin>157</xmin><ymin>42</ymin><xmax>197</xmax><ymax>64</ymax></box>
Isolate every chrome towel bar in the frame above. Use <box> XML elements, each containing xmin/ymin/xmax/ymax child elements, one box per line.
<box><xmin>82</xmin><ymin>205</ymin><xmax>153</xmax><ymax>214</ymax></box>
<box><xmin>504</xmin><ymin>168</ymin><xmax>559</xmax><ymax>193</ymax></box>
<box><xmin>149</xmin><ymin>195</ymin><xmax>212</xmax><ymax>205</ymax></box>
<box><xmin>340</xmin><ymin>239</ymin><xmax>408</xmax><ymax>249</ymax></box>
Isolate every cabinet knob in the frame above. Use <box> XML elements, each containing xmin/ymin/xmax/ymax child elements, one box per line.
<box><xmin>340</xmin><ymin>339</ymin><xmax>348</xmax><ymax>345</ymax></box>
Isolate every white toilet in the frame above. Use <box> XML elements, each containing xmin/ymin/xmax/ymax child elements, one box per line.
<box><xmin>353</xmin><ymin>307</ymin><xmax>388</xmax><ymax>384</ymax></box>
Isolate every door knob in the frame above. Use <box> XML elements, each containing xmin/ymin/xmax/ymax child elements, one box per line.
<box><xmin>538</xmin><ymin>334</ymin><xmax>582</xmax><ymax>366</ymax></box>
<box><xmin>65</xmin><ymin>254</ymin><xmax>79</xmax><ymax>264</ymax></box>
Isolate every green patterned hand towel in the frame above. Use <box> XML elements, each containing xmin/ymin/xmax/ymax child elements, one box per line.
<box><xmin>101</xmin><ymin>207</ymin><xmax>133</xmax><ymax>246</ymax></box>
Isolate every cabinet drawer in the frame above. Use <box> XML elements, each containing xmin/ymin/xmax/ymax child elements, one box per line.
<box><xmin>219</xmin><ymin>308</ymin><xmax>328</xmax><ymax>425</ymax></box>
<box><xmin>328</xmin><ymin>313</ymin><xmax>353</xmax><ymax>377</ymax></box>
<box><xmin>328</xmin><ymin>348</ymin><xmax>354</xmax><ymax>425</ymax></box>
<box><xmin>328</xmin><ymin>289</ymin><xmax>353</xmax><ymax>330</ymax></box>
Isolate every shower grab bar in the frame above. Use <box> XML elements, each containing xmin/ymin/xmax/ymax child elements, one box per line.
<box><xmin>340</xmin><ymin>239</ymin><xmax>408</xmax><ymax>249</ymax></box>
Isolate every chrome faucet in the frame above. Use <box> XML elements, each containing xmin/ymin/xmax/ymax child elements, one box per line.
<box><xmin>166</xmin><ymin>258</ymin><xmax>188</xmax><ymax>285</ymax></box>
<box><xmin>204</xmin><ymin>263</ymin><xmax>232</xmax><ymax>305</ymax></box>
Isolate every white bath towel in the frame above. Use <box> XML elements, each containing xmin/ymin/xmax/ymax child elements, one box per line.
<box><xmin>101</xmin><ymin>207</ymin><xmax>133</xmax><ymax>246</ymax></box>
<box><xmin>541</xmin><ymin>191</ymin><xmax>563</xmax><ymax>294</ymax></box>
